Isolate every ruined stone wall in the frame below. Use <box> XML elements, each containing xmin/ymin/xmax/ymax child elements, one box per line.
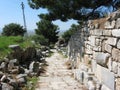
<box><xmin>68</xmin><ymin>10</ymin><xmax>120</xmax><ymax>90</ymax></box>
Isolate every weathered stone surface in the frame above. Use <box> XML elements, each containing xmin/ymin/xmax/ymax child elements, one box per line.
<box><xmin>29</xmin><ymin>61</ymin><xmax>35</xmax><ymax>72</ymax></box>
<box><xmin>95</xmin><ymin>23</ymin><xmax>99</xmax><ymax>29</ymax></box>
<box><xmin>85</xmin><ymin>45</ymin><xmax>93</xmax><ymax>54</ymax></box>
<box><xmin>101</xmin><ymin>40</ymin><xmax>106</xmax><ymax>52</ymax></box>
<box><xmin>116</xmin><ymin>78</ymin><xmax>120</xmax><ymax>90</ymax></box>
<box><xmin>96</xmin><ymin>65</ymin><xmax>115</xmax><ymax>90</ymax></box>
<box><xmin>95</xmin><ymin>38</ymin><xmax>101</xmax><ymax>46</ymax></box>
<box><xmin>2</xmin><ymin>83</ymin><xmax>13</xmax><ymax>90</ymax></box>
<box><xmin>87</xmin><ymin>80</ymin><xmax>96</xmax><ymax>90</ymax></box>
<box><xmin>92</xmin><ymin>60</ymin><xmax>97</xmax><ymax>73</ymax></box>
<box><xmin>118</xmin><ymin>63</ymin><xmax>120</xmax><ymax>76</ymax></box>
<box><xmin>112</xmin><ymin>61</ymin><xmax>118</xmax><ymax>74</ymax></box>
<box><xmin>115</xmin><ymin>18</ymin><xmax>120</xmax><ymax>29</ymax></box>
<box><xmin>117</xmin><ymin>39</ymin><xmax>120</xmax><ymax>49</ymax></box>
<box><xmin>106</xmin><ymin>37</ymin><xmax>117</xmax><ymax>46</ymax></box>
<box><xmin>111</xmin><ymin>20</ymin><xmax>116</xmax><ymax>28</ymax></box>
<box><xmin>10</xmin><ymin>68</ymin><xmax>19</xmax><ymax>74</ymax></box>
<box><xmin>112</xmin><ymin>48</ymin><xmax>120</xmax><ymax>61</ymax></box>
<box><xmin>93</xmin><ymin>46</ymin><xmax>101</xmax><ymax>51</ymax></box>
<box><xmin>101</xmin><ymin>84</ymin><xmax>111</xmax><ymax>90</ymax></box>
<box><xmin>105</xmin><ymin>44</ymin><xmax>112</xmax><ymax>53</ymax></box>
<box><xmin>8</xmin><ymin>59</ymin><xmax>18</xmax><ymax>70</ymax></box>
<box><xmin>88</xmin><ymin>36</ymin><xmax>96</xmax><ymax>46</ymax></box>
<box><xmin>90</xmin><ymin>30</ymin><xmax>94</xmax><ymax>35</ymax></box>
<box><xmin>104</xmin><ymin>21</ymin><xmax>112</xmax><ymax>29</ymax></box>
<box><xmin>112</xmin><ymin>29</ymin><xmax>120</xmax><ymax>37</ymax></box>
<box><xmin>93</xmin><ymin>29</ymin><xmax>103</xmax><ymax>36</ymax></box>
<box><xmin>93</xmin><ymin>52</ymin><xmax>110</xmax><ymax>66</ymax></box>
<box><xmin>102</xmin><ymin>30</ymin><xmax>112</xmax><ymax>36</ymax></box>
<box><xmin>8</xmin><ymin>44</ymin><xmax>20</xmax><ymax>50</ymax></box>
<box><xmin>0</xmin><ymin>62</ymin><xmax>6</xmax><ymax>70</ymax></box>
<box><xmin>107</xmin><ymin>58</ymin><xmax>112</xmax><ymax>71</ymax></box>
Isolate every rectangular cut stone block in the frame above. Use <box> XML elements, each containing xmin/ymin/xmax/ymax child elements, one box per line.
<box><xmin>102</xmin><ymin>30</ymin><xmax>112</xmax><ymax>36</ymax></box>
<box><xmin>118</xmin><ymin>63</ymin><xmax>120</xmax><ymax>76</ymax></box>
<box><xmin>88</xmin><ymin>36</ymin><xmax>96</xmax><ymax>46</ymax></box>
<box><xmin>93</xmin><ymin>52</ymin><xmax>110</xmax><ymax>66</ymax></box>
<box><xmin>115</xmin><ymin>18</ymin><xmax>120</xmax><ymax>29</ymax></box>
<box><xmin>95</xmin><ymin>38</ymin><xmax>101</xmax><ymax>46</ymax></box>
<box><xmin>90</xmin><ymin>30</ymin><xmax>94</xmax><ymax>35</ymax></box>
<box><xmin>116</xmin><ymin>78</ymin><xmax>120</xmax><ymax>90</ymax></box>
<box><xmin>93</xmin><ymin>29</ymin><xmax>103</xmax><ymax>36</ymax></box>
<box><xmin>106</xmin><ymin>37</ymin><xmax>117</xmax><ymax>46</ymax></box>
<box><xmin>112</xmin><ymin>61</ymin><xmax>118</xmax><ymax>74</ymax></box>
<box><xmin>112</xmin><ymin>29</ymin><xmax>120</xmax><ymax>37</ymax></box>
<box><xmin>93</xmin><ymin>46</ymin><xmax>101</xmax><ymax>51</ymax></box>
<box><xmin>102</xmin><ymin>40</ymin><xmax>106</xmax><ymax>52</ymax></box>
<box><xmin>105</xmin><ymin>44</ymin><xmax>112</xmax><ymax>53</ymax></box>
<box><xmin>117</xmin><ymin>39</ymin><xmax>120</xmax><ymax>49</ymax></box>
<box><xmin>92</xmin><ymin>60</ymin><xmax>97</xmax><ymax>73</ymax></box>
<box><xmin>96</xmin><ymin>65</ymin><xmax>115</xmax><ymax>90</ymax></box>
<box><xmin>112</xmin><ymin>48</ymin><xmax>120</xmax><ymax>62</ymax></box>
<box><xmin>105</xmin><ymin>21</ymin><xmax>114</xmax><ymax>29</ymax></box>
<box><xmin>111</xmin><ymin>20</ymin><xmax>116</xmax><ymax>28</ymax></box>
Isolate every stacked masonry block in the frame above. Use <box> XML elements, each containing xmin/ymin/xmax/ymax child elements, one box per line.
<box><xmin>68</xmin><ymin>10</ymin><xmax>120</xmax><ymax>90</ymax></box>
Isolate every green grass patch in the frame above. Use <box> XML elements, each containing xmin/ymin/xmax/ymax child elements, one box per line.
<box><xmin>0</xmin><ymin>36</ymin><xmax>34</xmax><ymax>58</ymax></box>
<box><xmin>24</xmin><ymin>76</ymin><xmax>39</xmax><ymax>90</ymax></box>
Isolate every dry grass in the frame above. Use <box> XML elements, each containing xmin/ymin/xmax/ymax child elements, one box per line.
<box><xmin>65</xmin><ymin>60</ymin><xmax>72</xmax><ymax>69</ymax></box>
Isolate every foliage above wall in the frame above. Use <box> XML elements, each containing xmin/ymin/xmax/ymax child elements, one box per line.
<box><xmin>28</xmin><ymin>0</ymin><xmax>120</xmax><ymax>21</ymax></box>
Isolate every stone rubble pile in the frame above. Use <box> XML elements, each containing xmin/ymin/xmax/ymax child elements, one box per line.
<box><xmin>68</xmin><ymin>9</ymin><xmax>120</xmax><ymax>90</ymax></box>
<box><xmin>0</xmin><ymin>45</ymin><xmax>50</xmax><ymax>90</ymax></box>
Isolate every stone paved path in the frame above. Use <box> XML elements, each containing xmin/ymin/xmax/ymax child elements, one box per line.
<box><xmin>36</xmin><ymin>50</ymin><xmax>87</xmax><ymax>90</ymax></box>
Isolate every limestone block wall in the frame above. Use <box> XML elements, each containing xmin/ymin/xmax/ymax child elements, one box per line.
<box><xmin>68</xmin><ymin>10</ymin><xmax>120</xmax><ymax>90</ymax></box>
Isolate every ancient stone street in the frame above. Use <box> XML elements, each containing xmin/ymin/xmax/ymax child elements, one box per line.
<box><xmin>36</xmin><ymin>50</ymin><xmax>86</xmax><ymax>90</ymax></box>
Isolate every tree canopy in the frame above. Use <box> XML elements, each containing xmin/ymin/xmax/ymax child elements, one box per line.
<box><xmin>2</xmin><ymin>23</ymin><xmax>26</xmax><ymax>36</ymax></box>
<box><xmin>62</xmin><ymin>24</ymin><xmax>80</xmax><ymax>43</ymax></box>
<box><xmin>28</xmin><ymin>0</ymin><xmax>120</xmax><ymax>21</ymax></box>
<box><xmin>35</xmin><ymin>19</ymin><xmax>59</xmax><ymax>44</ymax></box>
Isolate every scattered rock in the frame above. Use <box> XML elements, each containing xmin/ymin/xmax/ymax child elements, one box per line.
<box><xmin>2</xmin><ymin>83</ymin><xmax>14</xmax><ymax>90</ymax></box>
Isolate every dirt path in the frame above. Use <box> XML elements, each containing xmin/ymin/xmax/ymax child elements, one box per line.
<box><xmin>36</xmin><ymin>49</ymin><xmax>86</xmax><ymax>90</ymax></box>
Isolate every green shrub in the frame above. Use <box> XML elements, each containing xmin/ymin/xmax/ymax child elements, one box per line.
<box><xmin>32</xmin><ymin>35</ymin><xmax>49</xmax><ymax>46</ymax></box>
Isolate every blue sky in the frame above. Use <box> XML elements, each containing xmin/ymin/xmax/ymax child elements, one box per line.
<box><xmin>0</xmin><ymin>0</ymin><xmax>78</xmax><ymax>32</ymax></box>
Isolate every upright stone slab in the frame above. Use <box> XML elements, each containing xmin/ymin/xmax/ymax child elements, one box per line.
<box><xmin>96</xmin><ymin>65</ymin><xmax>115</xmax><ymax>90</ymax></box>
<box><xmin>92</xmin><ymin>60</ymin><xmax>97</xmax><ymax>73</ymax></box>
